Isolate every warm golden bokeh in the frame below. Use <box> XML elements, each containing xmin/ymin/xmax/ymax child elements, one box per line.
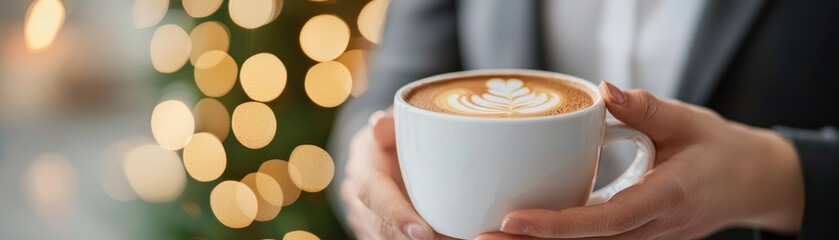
<box><xmin>335</xmin><ymin>49</ymin><xmax>369</xmax><ymax>97</ymax></box>
<box><xmin>240</xmin><ymin>53</ymin><xmax>287</xmax><ymax>102</ymax></box>
<box><xmin>357</xmin><ymin>0</ymin><xmax>389</xmax><ymax>44</ymax></box>
<box><xmin>25</xmin><ymin>153</ymin><xmax>77</xmax><ymax>222</ymax></box>
<box><xmin>284</xmin><ymin>230</ymin><xmax>321</xmax><ymax>240</ymax></box>
<box><xmin>300</xmin><ymin>15</ymin><xmax>350</xmax><ymax>62</ymax></box>
<box><xmin>182</xmin><ymin>0</ymin><xmax>223</xmax><ymax>18</ymax></box>
<box><xmin>288</xmin><ymin>145</ymin><xmax>335</xmax><ymax>193</ymax></box>
<box><xmin>228</xmin><ymin>0</ymin><xmax>282</xmax><ymax>29</ymax></box>
<box><xmin>193</xmin><ymin>98</ymin><xmax>231</xmax><ymax>141</ymax></box>
<box><xmin>123</xmin><ymin>144</ymin><xmax>187</xmax><ymax>203</ymax></box>
<box><xmin>194</xmin><ymin>50</ymin><xmax>238</xmax><ymax>97</ymax></box>
<box><xmin>258</xmin><ymin>160</ymin><xmax>302</xmax><ymax>206</ymax></box>
<box><xmin>183</xmin><ymin>132</ymin><xmax>227</xmax><ymax>182</ymax></box>
<box><xmin>231</xmin><ymin>101</ymin><xmax>277</xmax><ymax>149</ymax></box>
<box><xmin>210</xmin><ymin>181</ymin><xmax>258</xmax><ymax>229</ymax></box>
<box><xmin>305</xmin><ymin>61</ymin><xmax>352</xmax><ymax>108</ymax></box>
<box><xmin>150</xmin><ymin>24</ymin><xmax>192</xmax><ymax>73</ymax></box>
<box><xmin>190</xmin><ymin>21</ymin><xmax>230</xmax><ymax>65</ymax></box>
<box><xmin>24</xmin><ymin>0</ymin><xmax>65</xmax><ymax>51</ymax></box>
<box><xmin>241</xmin><ymin>172</ymin><xmax>283</xmax><ymax>222</ymax></box>
<box><xmin>99</xmin><ymin>141</ymin><xmax>139</xmax><ymax>202</ymax></box>
<box><xmin>151</xmin><ymin>100</ymin><xmax>195</xmax><ymax>150</ymax></box>
<box><xmin>133</xmin><ymin>0</ymin><xmax>169</xmax><ymax>28</ymax></box>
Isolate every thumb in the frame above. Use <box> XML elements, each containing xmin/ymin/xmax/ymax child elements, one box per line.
<box><xmin>599</xmin><ymin>82</ymin><xmax>692</xmax><ymax>143</ymax></box>
<box><xmin>368</xmin><ymin>109</ymin><xmax>396</xmax><ymax>150</ymax></box>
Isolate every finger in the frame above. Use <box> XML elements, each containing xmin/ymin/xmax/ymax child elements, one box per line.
<box><xmin>369</xmin><ymin>110</ymin><xmax>396</xmax><ymax>150</ymax></box>
<box><xmin>479</xmin><ymin>220</ymin><xmax>669</xmax><ymax>240</ymax></box>
<box><xmin>474</xmin><ymin>232</ymin><xmax>537</xmax><ymax>240</ymax></box>
<box><xmin>346</xmin><ymin>127</ymin><xmax>399</xmax><ymax>178</ymax></box>
<box><xmin>592</xmin><ymin>219</ymin><xmax>667</xmax><ymax>240</ymax></box>
<box><xmin>346</xmin><ymin>180</ymin><xmax>439</xmax><ymax>240</ymax></box>
<box><xmin>599</xmin><ymin>82</ymin><xmax>695</xmax><ymax>143</ymax></box>
<box><xmin>358</xmin><ymin>172</ymin><xmax>433</xmax><ymax>240</ymax></box>
<box><xmin>343</xmin><ymin>180</ymin><xmax>390</xmax><ymax>239</ymax></box>
<box><xmin>500</xmin><ymin>172</ymin><xmax>685</xmax><ymax>238</ymax></box>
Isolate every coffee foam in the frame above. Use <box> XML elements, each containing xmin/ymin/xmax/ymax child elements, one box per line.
<box><xmin>406</xmin><ymin>75</ymin><xmax>593</xmax><ymax>118</ymax></box>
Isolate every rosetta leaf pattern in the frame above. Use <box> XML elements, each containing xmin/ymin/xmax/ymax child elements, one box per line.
<box><xmin>446</xmin><ymin>78</ymin><xmax>560</xmax><ymax>115</ymax></box>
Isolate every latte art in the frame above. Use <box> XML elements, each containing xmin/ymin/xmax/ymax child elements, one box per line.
<box><xmin>444</xmin><ymin>78</ymin><xmax>561</xmax><ymax>115</ymax></box>
<box><xmin>406</xmin><ymin>75</ymin><xmax>594</xmax><ymax>118</ymax></box>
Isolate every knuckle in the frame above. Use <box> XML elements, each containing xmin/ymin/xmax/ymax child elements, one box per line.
<box><xmin>631</xmin><ymin>90</ymin><xmax>660</xmax><ymax>122</ymax></box>
<box><xmin>377</xmin><ymin>218</ymin><xmax>410</xmax><ymax>240</ymax></box>
<box><xmin>376</xmin><ymin>218</ymin><xmax>396</xmax><ymax>238</ymax></box>
<box><xmin>357</xmin><ymin>180</ymin><xmax>375</xmax><ymax>208</ymax></box>
<box><xmin>378</xmin><ymin>198</ymin><xmax>403</xmax><ymax>218</ymax></box>
<box><xmin>603</xmin><ymin>214</ymin><xmax>637</xmax><ymax>235</ymax></box>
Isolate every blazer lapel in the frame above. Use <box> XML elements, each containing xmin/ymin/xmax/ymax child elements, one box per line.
<box><xmin>458</xmin><ymin>0</ymin><xmax>545</xmax><ymax>70</ymax></box>
<box><xmin>677</xmin><ymin>0</ymin><xmax>767</xmax><ymax>105</ymax></box>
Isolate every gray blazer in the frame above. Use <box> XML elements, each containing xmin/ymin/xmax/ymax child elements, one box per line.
<box><xmin>329</xmin><ymin>1</ymin><xmax>839</xmax><ymax>239</ymax></box>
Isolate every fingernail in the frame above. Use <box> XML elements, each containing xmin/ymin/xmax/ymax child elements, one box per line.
<box><xmin>500</xmin><ymin>218</ymin><xmax>532</xmax><ymax>235</ymax></box>
<box><xmin>404</xmin><ymin>223</ymin><xmax>430</xmax><ymax>240</ymax></box>
<box><xmin>603</xmin><ymin>81</ymin><xmax>626</xmax><ymax>104</ymax></box>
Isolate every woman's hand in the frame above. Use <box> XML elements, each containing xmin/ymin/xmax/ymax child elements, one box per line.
<box><xmin>477</xmin><ymin>82</ymin><xmax>805</xmax><ymax>240</ymax></box>
<box><xmin>341</xmin><ymin>110</ymin><xmax>454</xmax><ymax>240</ymax></box>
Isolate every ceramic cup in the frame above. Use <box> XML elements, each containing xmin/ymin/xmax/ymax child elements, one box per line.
<box><xmin>393</xmin><ymin>69</ymin><xmax>655</xmax><ymax>239</ymax></box>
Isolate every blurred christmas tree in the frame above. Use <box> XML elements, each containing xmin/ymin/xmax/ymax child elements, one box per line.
<box><xmin>127</xmin><ymin>0</ymin><xmax>386</xmax><ymax>239</ymax></box>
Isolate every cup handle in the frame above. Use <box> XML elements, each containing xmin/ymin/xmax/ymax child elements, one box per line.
<box><xmin>586</xmin><ymin>119</ymin><xmax>655</xmax><ymax>205</ymax></box>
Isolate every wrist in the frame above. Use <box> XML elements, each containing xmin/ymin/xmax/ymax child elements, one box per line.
<box><xmin>739</xmin><ymin>129</ymin><xmax>804</xmax><ymax>233</ymax></box>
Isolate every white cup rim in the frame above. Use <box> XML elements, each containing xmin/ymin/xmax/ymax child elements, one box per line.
<box><xmin>394</xmin><ymin>69</ymin><xmax>605</xmax><ymax>122</ymax></box>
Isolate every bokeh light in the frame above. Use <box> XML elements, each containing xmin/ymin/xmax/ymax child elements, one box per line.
<box><xmin>300</xmin><ymin>15</ymin><xmax>350</xmax><ymax>62</ymax></box>
<box><xmin>241</xmin><ymin>172</ymin><xmax>283</xmax><ymax>222</ymax></box>
<box><xmin>231</xmin><ymin>102</ymin><xmax>277</xmax><ymax>149</ymax></box>
<box><xmin>288</xmin><ymin>145</ymin><xmax>335</xmax><ymax>193</ymax></box>
<box><xmin>357</xmin><ymin>0</ymin><xmax>388</xmax><ymax>44</ymax></box>
<box><xmin>25</xmin><ymin>153</ymin><xmax>77</xmax><ymax>222</ymax></box>
<box><xmin>210</xmin><ymin>181</ymin><xmax>258</xmax><ymax>229</ymax></box>
<box><xmin>240</xmin><ymin>53</ymin><xmax>287</xmax><ymax>102</ymax></box>
<box><xmin>305</xmin><ymin>61</ymin><xmax>352</xmax><ymax>108</ymax></box>
<box><xmin>133</xmin><ymin>0</ymin><xmax>169</xmax><ymax>28</ymax></box>
<box><xmin>24</xmin><ymin>0</ymin><xmax>65</xmax><ymax>51</ymax></box>
<box><xmin>151</xmin><ymin>100</ymin><xmax>195</xmax><ymax>150</ymax></box>
<box><xmin>258</xmin><ymin>160</ymin><xmax>301</xmax><ymax>206</ymax></box>
<box><xmin>123</xmin><ymin>144</ymin><xmax>187</xmax><ymax>203</ymax></box>
<box><xmin>335</xmin><ymin>49</ymin><xmax>369</xmax><ymax>97</ymax></box>
<box><xmin>150</xmin><ymin>24</ymin><xmax>192</xmax><ymax>73</ymax></box>
<box><xmin>193</xmin><ymin>98</ymin><xmax>231</xmax><ymax>141</ymax></box>
<box><xmin>183</xmin><ymin>0</ymin><xmax>223</xmax><ymax>18</ymax></box>
<box><xmin>284</xmin><ymin>230</ymin><xmax>320</xmax><ymax>240</ymax></box>
<box><xmin>228</xmin><ymin>0</ymin><xmax>283</xmax><ymax>29</ymax></box>
<box><xmin>0</xmin><ymin>0</ymin><xmax>382</xmax><ymax>237</ymax></box>
<box><xmin>183</xmin><ymin>132</ymin><xmax>227</xmax><ymax>182</ymax></box>
<box><xmin>99</xmin><ymin>141</ymin><xmax>140</xmax><ymax>202</ymax></box>
<box><xmin>194</xmin><ymin>50</ymin><xmax>238</xmax><ymax>97</ymax></box>
<box><xmin>189</xmin><ymin>21</ymin><xmax>230</xmax><ymax>65</ymax></box>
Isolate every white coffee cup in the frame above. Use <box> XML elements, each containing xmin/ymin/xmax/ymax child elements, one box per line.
<box><xmin>393</xmin><ymin>69</ymin><xmax>655</xmax><ymax>239</ymax></box>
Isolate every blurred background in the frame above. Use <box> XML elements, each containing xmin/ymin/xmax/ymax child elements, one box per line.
<box><xmin>0</xmin><ymin>0</ymin><xmax>385</xmax><ymax>239</ymax></box>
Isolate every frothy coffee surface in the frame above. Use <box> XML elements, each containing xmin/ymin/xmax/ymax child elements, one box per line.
<box><xmin>406</xmin><ymin>76</ymin><xmax>593</xmax><ymax>118</ymax></box>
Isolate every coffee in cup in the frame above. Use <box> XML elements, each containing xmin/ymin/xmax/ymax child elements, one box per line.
<box><xmin>405</xmin><ymin>75</ymin><xmax>593</xmax><ymax>118</ymax></box>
